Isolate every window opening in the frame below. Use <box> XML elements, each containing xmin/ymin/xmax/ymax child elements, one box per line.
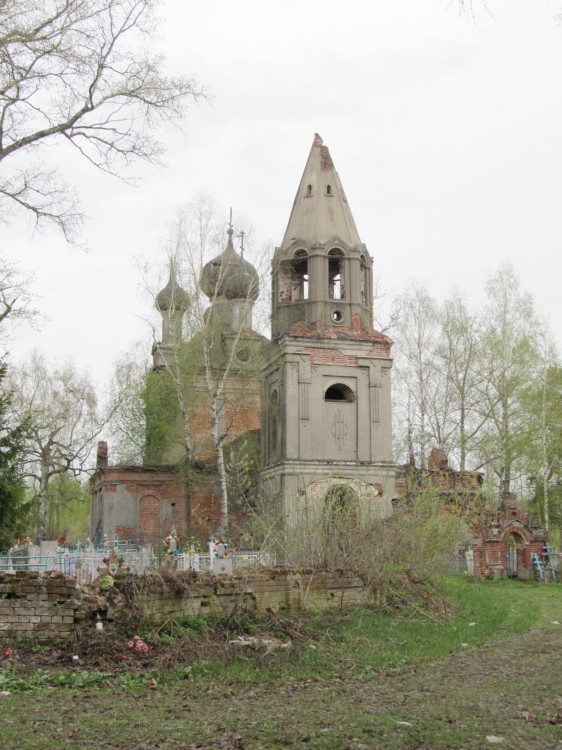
<box><xmin>292</xmin><ymin>249</ymin><xmax>309</xmax><ymax>301</ymax></box>
<box><xmin>306</xmin><ymin>184</ymin><xmax>312</xmax><ymax>196</ymax></box>
<box><xmin>360</xmin><ymin>255</ymin><xmax>367</xmax><ymax>306</ymax></box>
<box><xmin>325</xmin><ymin>383</ymin><xmax>354</xmax><ymax>402</ymax></box>
<box><xmin>278</xmin><ymin>250</ymin><xmax>309</xmax><ymax>304</ymax></box>
<box><xmin>328</xmin><ymin>249</ymin><xmax>345</xmax><ymax>300</ymax></box>
<box><xmin>326</xmin><ymin>184</ymin><xmax>332</xmax><ymax>195</ymax></box>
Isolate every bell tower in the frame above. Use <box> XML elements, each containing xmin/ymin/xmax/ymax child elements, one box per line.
<box><xmin>261</xmin><ymin>134</ymin><xmax>395</xmax><ymax>527</ymax></box>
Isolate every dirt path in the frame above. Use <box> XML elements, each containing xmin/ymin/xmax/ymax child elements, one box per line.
<box><xmin>4</xmin><ymin>621</ymin><xmax>561</xmax><ymax>750</ymax></box>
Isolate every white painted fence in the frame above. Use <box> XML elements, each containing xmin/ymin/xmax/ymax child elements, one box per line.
<box><xmin>0</xmin><ymin>545</ymin><xmax>274</xmax><ymax>581</ymax></box>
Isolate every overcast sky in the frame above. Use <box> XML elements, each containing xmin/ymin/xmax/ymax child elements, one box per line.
<box><xmin>2</xmin><ymin>0</ymin><xmax>562</xmax><ymax>398</ymax></box>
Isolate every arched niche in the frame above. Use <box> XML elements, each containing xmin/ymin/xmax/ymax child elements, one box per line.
<box><xmin>323</xmin><ymin>382</ymin><xmax>357</xmax><ymax>460</ymax></box>
<box><xmin>139</xmin><ymin>494</ymin><xmax>160</xmax><ymax>540</ymax></box>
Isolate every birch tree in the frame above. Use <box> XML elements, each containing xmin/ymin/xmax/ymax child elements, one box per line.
<box><xmin>435</xmin><ymin>292</ymin><xmax>485</xmax><ymax>470</ymax></box>
<box><xmin>522</xmin><ymin>341</ymin><xmax>562</xmax><ymax>534</ymax></box>
<box><xmin>393</xmin><ymin>282</ymin><xmax>442</xmax><ymax>469</ymax></box>
<box><xmin>474</xmin><ymin>265</ymin><xmax>542</xmax><ymax>493</ymax></box>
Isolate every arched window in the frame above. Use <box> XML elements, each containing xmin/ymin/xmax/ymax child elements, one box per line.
<box><xmin>328</xmin><ymin>248</ymin><xmax>345</xmax><ymax>300</ymax></box>
<box><xmin>278</xmin><ymin>249</ymin><xmax>309</xmax><ymax>304</ymax></box>
<box><xmin>326</xmin><ymin>184</ymin><xmax>332</xmax><ymax>195</ymax></box>
<box><xmin>292</xmin><ymin>249</ymin><xmax>309</xmax><ymax>301</ymax></box>
<box><xmin>324</xmin><ymin>484</ymin><xmax>359</xmax><ymax>524</ymax></box>
<box><xmin>306</xmin><ymin>184</ymin><xmax>312</xmax><ymax>196</ymax></box>
<box><xmin>324</xmin><ymin>383</ymin><xmax>354</xmax><ymax>402</ymax></box>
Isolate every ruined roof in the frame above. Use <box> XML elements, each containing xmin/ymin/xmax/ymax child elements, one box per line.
<box><xmin>280</xmin><ymin>133</ymin><xmax>362</xmax><ymax>249</ymax></box>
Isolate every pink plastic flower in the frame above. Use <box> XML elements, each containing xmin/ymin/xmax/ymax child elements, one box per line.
<box><xmin>3</xmin><ymin>647</ymin><xmax>13</xmax><ymax>658</ymax></box>
<box><xmin>127</xmin><ymin>640</ymin><xmax>134</xmax><ymax>649</ymax></box>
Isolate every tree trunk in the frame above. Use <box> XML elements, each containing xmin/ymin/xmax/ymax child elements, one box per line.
<box><xmin>37</xmin><ymin>448</ymin><xmax>51</xmax><ymax>542</ymax></box>
<box><xmin>459</xmin><ymin>403</ymin><xmax>466</xmax><ymax>472</ymax></box>
<box><xmin>541</xmin><ymin>366</ymin><xmax>550</xmax><ymax>532</ymax></box>
<box><xmin>210</xmin><ymin>396</ymin><xmax>229</xmax><ymax>538</ymax></box>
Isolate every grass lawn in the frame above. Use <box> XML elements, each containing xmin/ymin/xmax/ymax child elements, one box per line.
<box><xmin>1</xmin><ymin>577</ymin><xmax>561</xmax><ymax>749</ymax></box>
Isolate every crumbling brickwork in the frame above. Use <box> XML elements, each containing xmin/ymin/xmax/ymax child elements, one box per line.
<box><xmin>0</xmin><ymin>572</ymin><xmax>78</xmax><ymax>640</ymax></box>
<box><xmin>90</xmin><ymin>460</ymin><xmax>251</xmax><ymax>546</ymax></box>
<box><xmin>0</xmin><ymin>570</ymin><xmax>376</xmax><ymax>639</ymax></box>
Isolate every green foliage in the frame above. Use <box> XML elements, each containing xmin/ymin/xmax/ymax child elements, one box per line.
<box><xmin>392</xmin><ymin>265</ymin><xmax>554</xmax><ymax>498</ymax></box>
<box><xmin>0</xmin><ymin>361</ymin><xmax>29</xmax><ymax>552</ymax></box>
<box><xmin>28</xmin><ymin>474</ymin><xmax>90</xmax><ymax>542</ymax></box>
<box><xmin>143</xmin><ymin>370</ymin><xmax>182</xmax><ymax>465</ymax></box>
<box><xmin>150</xmin><ymin>615</ymin><xmax>208</xmax><ymax>642</ymax></box>
<box><xmin>225</xmin><ymin>431</ymin><xmax>261</xmax><ymax>509</ymax></box>
<box><xmin>522</xmin><ymin>364</ymin><xmax>562</xmax><ymax>536</ymax></box>
<box><xmin>256</xmin><ymin>482</ymin><xmax>471</xmax><ymax>584</ymax></box>
<box><xmin>0</xmin><ymin>667</ymin><xmax>113</xmax><ymax>692</ymax></box>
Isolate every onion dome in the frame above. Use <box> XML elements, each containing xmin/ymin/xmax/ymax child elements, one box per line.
<box><xmin>155</xmin><ymin>264</ymin><xmax>190</xmax><ymax>312</ymax></box>
<box><xmin>200</xmin><ymin>225</ymin><xmax>259</xmax><ymax>302</ymax></box>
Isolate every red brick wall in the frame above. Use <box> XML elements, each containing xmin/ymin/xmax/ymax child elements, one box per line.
<box><xmin>92</xmin><ymin>464</ymin><xmax>251</xmax><ymax>547</ymax></box>
<box><xmin>301</xmin><ymin>348</ymin><xmax>358</xmax><ymax>366</ymax></box>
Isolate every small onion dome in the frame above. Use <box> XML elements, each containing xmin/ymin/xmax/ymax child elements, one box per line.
<box><xmin>200</xmin><ymin>226</ymin><xmax>259</xmax><ymax>302</ymax></box>
<box><xmin>155</xmin><ymin>266</ymin><xmax>190</xmax><ymax>312</ymax></box>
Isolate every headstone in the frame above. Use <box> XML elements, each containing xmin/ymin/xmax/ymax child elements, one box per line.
<box><xmin>40</xmin><ymin>541</ymin><xmax>58</xmax><ymax>571</ymax></box>
<box><xmin>211</xmin><ymin>537</ymin><xmax>233</xmax><ymax>576</ymax></box>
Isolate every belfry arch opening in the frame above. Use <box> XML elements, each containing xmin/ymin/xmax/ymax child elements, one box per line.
<box><xmin>324</xmin><ymin>383</ymin><xmax>354</xmax><ymax>402</ymax></box>
<box><xmin>360</xmin><ymin>254</ymin><xmax>367</xmax><ymax>306</ymax></box>
<box><xmin>278</xmin><ymin>249</ymin><xmax>309</xmax><ymax>304</ymax></box>
<box><xmin>291</xmin><ymin>249</ymin><xmax>309</xmax><ymax>300</ymax></box>
<box><xmin>328</xmin><ymin>248</ymin><xmax>345</xmax><ymax>300</ymax></box>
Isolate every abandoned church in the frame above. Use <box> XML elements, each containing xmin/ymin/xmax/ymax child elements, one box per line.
<box><xmin>90</xmin><ymin>134</ymin><xmax>545</xmax><ymax>579</ymax></box>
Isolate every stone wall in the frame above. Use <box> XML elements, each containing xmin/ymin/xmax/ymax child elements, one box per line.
<box><xmin>0</xmin><ymin>569</ymin><xmax>371</xmax><ymax>640</ymax></box>
<box><xmin>127</xmin><ymin>569</ymin><xmax>369</xmax><ymax>624</ymax></box>
<box><xmin>0</xmin><ymin>572</ymin><xmax>78</xmax><ymax>640</ymax></box>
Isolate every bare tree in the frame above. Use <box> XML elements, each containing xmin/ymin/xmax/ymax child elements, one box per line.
<box><xmin>0</xmin><ymin>0</ymin><xmax>203</xmax><ymax>241</ymax></box>
<box><xmin>393</xmin><ymin>281</ymin><xmax>441</xmax><ymax>469</ymax></box>
<box><xmin>0</xmin><ymin>258</ymin><xmax>38</xmax><ymax>328</ymax></box>
<box><xmin>435</xmin><ymin>291</ymin><xmax>486</xmax><ymax>471</ymax></box>
<box><xmin>7</xmin><ymin>351</ymin><xmax>110</xmax><ymax>541</ymax></box>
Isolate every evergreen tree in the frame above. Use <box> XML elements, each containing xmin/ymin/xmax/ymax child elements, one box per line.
<box><xmin>0</xmin><ymin>361</ymin><xmax>28</xmax><ymax>552</ymax></box>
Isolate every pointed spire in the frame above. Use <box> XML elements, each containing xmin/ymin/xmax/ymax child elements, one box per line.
<box><xmin>281</xmin><ymin>133</ymin><xmax>361</xmax><ymax>249</ymax></box>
